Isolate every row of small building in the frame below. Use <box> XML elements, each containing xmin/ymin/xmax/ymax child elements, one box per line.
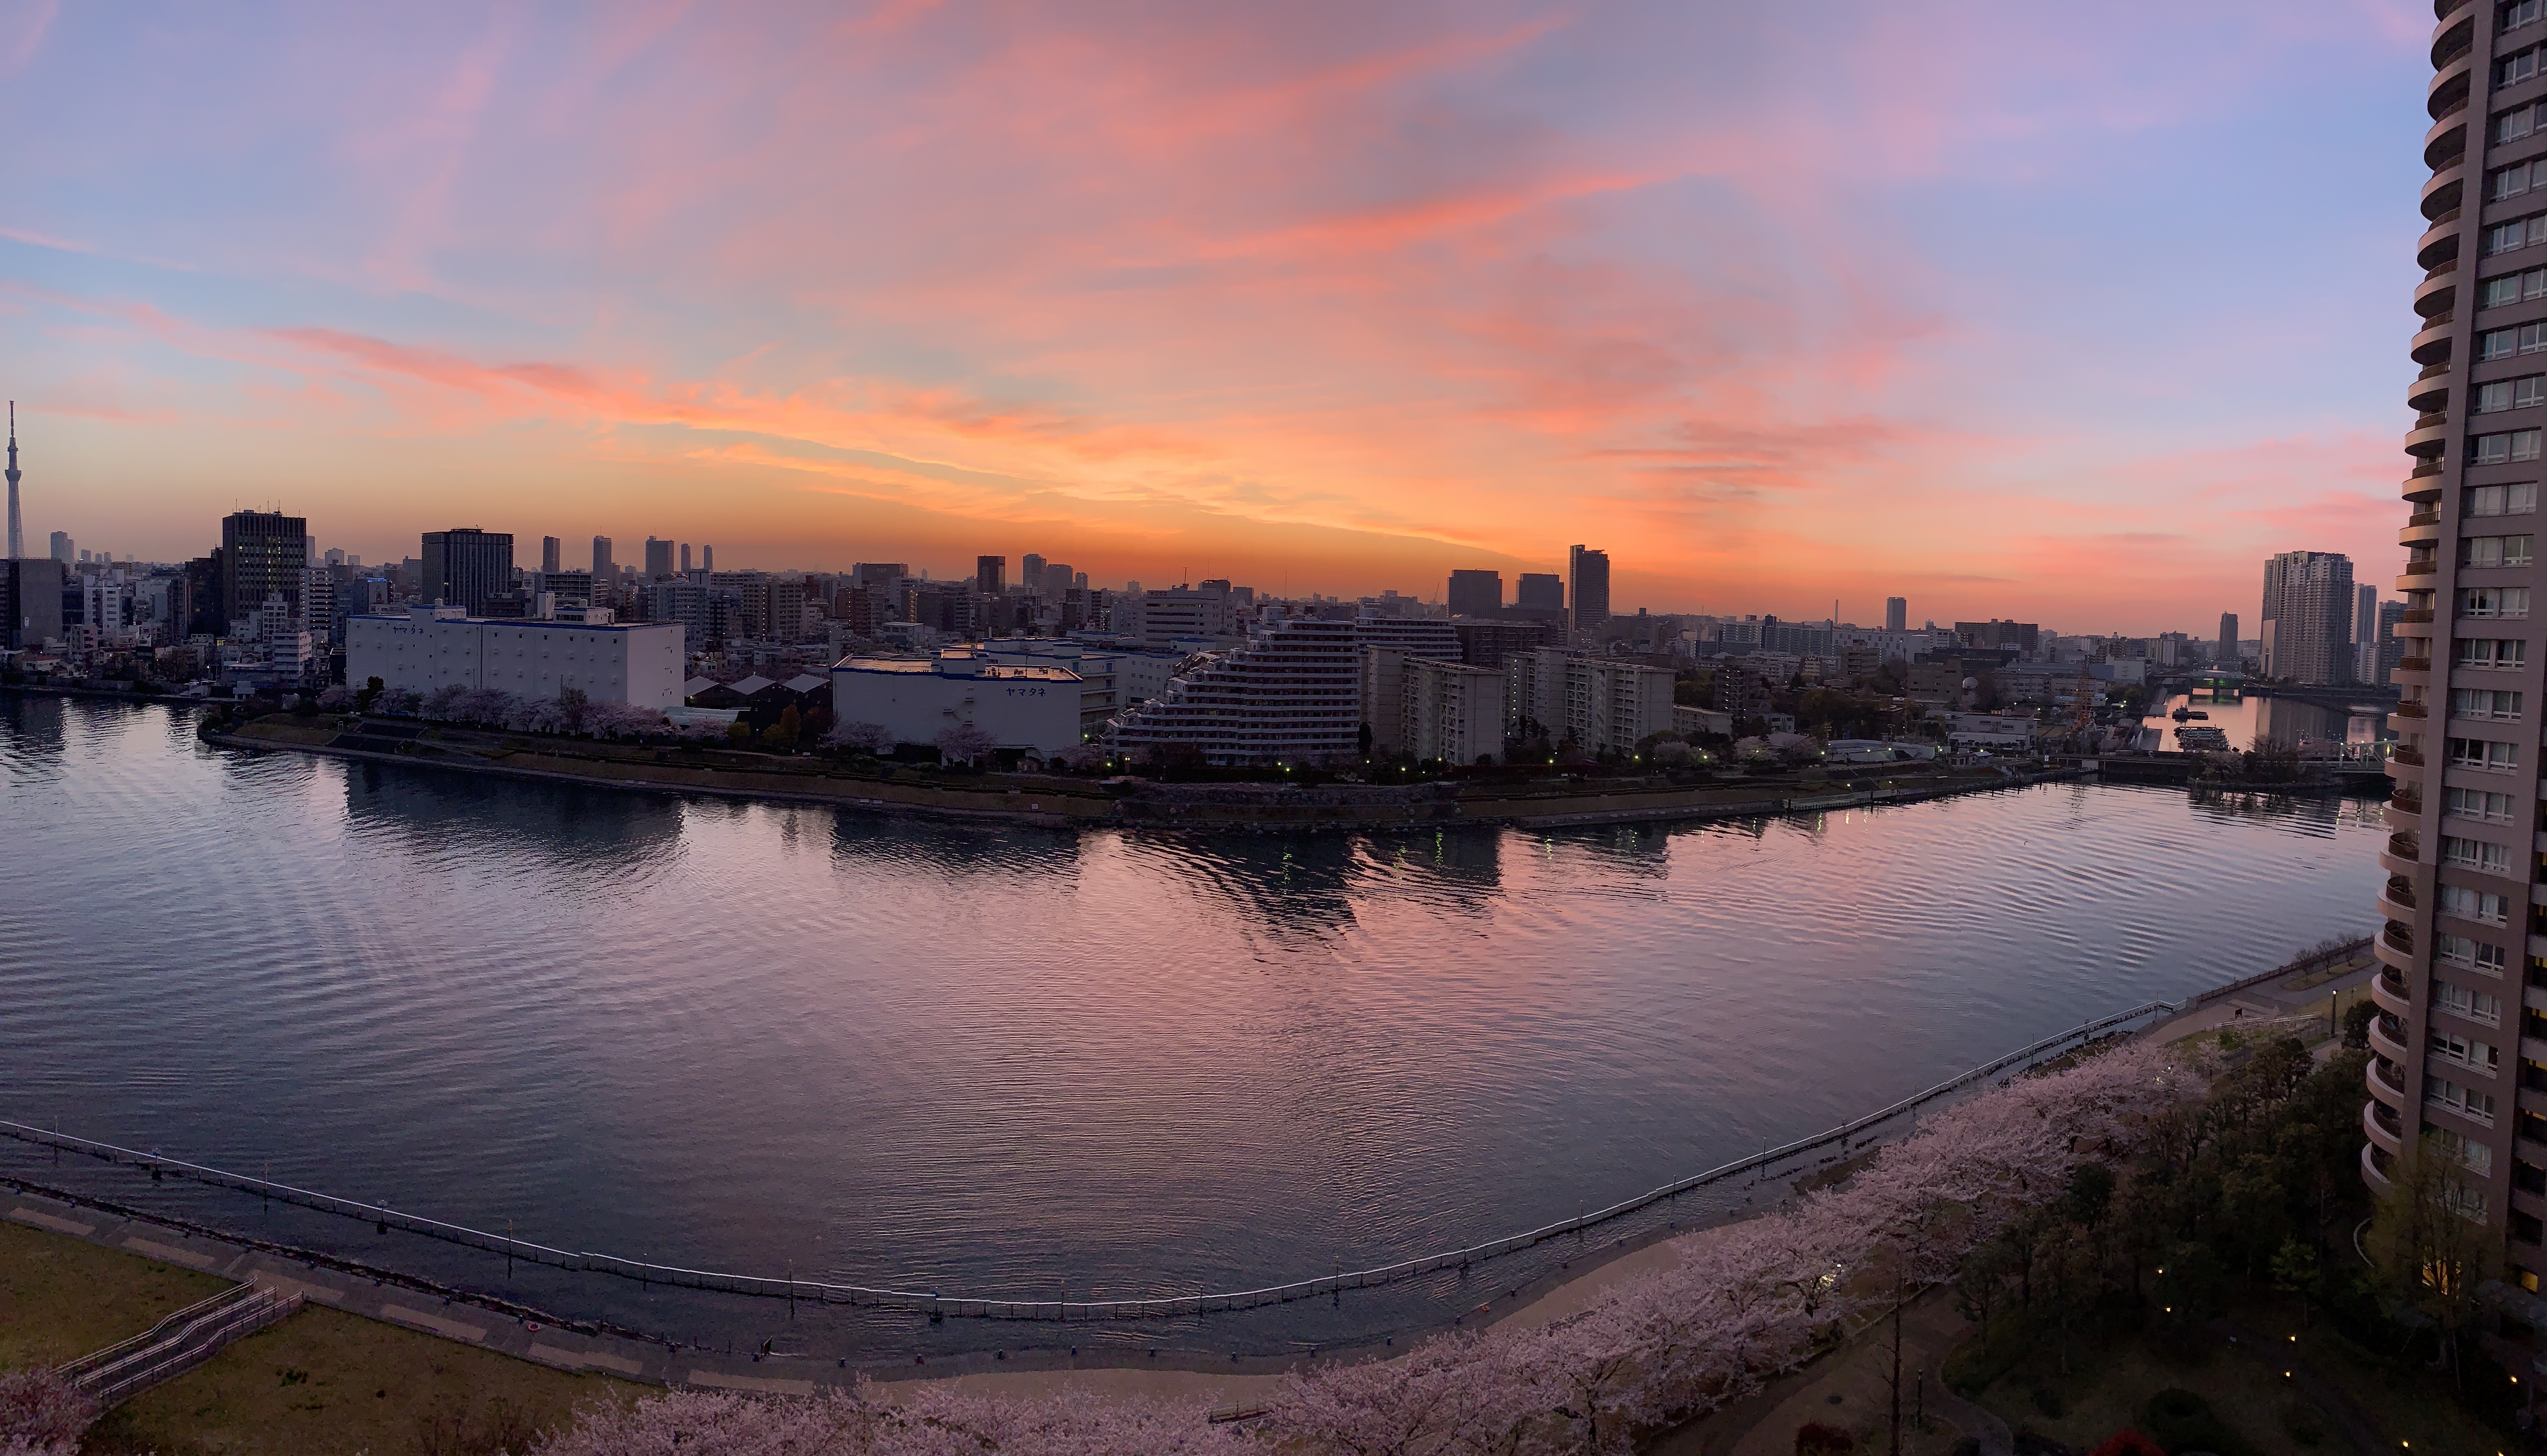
<box><xmin>339</xmin><ymin>603</ymin><xmax>1698</xmax><ymax>766</ymax></box>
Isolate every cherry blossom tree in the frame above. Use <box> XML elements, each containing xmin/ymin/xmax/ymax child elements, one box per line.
<box><xmin>825</xmin><ymin>720</ymin><xmax>894</xmax><ymax>755</ymax></box>
<box><xmin>935</xmin><ymin>723</ymin><xmax>997</xmax><ymax>766</ymax></box>
<box><xmin>0</xmin><ymin>1367</ymin><xmax>95</xmax><ymax>1456</ymax></box>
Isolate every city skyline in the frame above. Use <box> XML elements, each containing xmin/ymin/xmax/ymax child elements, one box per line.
<box><xmin>0</xmin><ymin>3</ymin><xmax>2426</xmax><ymax>633</ymax></box>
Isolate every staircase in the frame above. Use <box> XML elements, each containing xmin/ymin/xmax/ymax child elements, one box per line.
<box><xmin>57</xmin><ymin>1283</ymin><xmax>303</xmax><ymax>1408</ymax></box>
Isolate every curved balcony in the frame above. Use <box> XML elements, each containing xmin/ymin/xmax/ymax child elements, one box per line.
<box><xmin>2414</xmin><ymin>312</ymin><xmax>2458</xmax><ymax>365</ymax></box>
<box><xmin>2430</xmin><ymin>51</ymin><xmax>2472</xmax><ymax>121</ymax></box>
<box><xmin>2405</xmin><ymin>414</ymin><xmax>2452</xmax><ymax>457</ymax></box>
<box><xmin>2365</xmin><ymin>1096</ymin><xmax>2406</xmax><ymax>1155</ymax></box>
<box><xmin>2380</xmin><ymin>873</ymin><xmax>2419</xmax><ymax>916</ymax></box>
<box><xmin>2373</xmin><ymin>924</ymin><xmax>2418</xmax><ymax>978</ymax></box>
<box><xmin>2374</xmin><ymin>1052</ymin><xmax>2407</xmax><ymax>1093</ymax></box>
<box><xmin>2396</xmin><ymin>658</ymin><xmax>2434</xmax><ymax>678</ymax></box>
<box><xmin>2409</xmin><ymin>365</ymin><xmax>2452</xmax><ymax>412</ymax></box>
<box><xmin>2431</xmin><ymin>10</ymin><xmax>2473</xmax><ymax>69</ymax></box>
<box><xmin>2415</xmin><ymin>269</ymin><xmax>2458</xmax><ymax>318</ymax></box>
<box><xmin>2381</xmin><ymin>840</ymin><xmax>2422</xmax><ymax>880</ymax></box>
<box><xmin>2401</xmin><ymin>518</ymin><xmax>2443</xmax><ymax>547</ymax></box>
<box><xmin>2420</xmin><ymin>214</ymin><xmax>2463</xmax><ymax>271</ymax></box>
<box><xmin>2426</xmin><ymin>111</ymin><xmax>2469</xmax><ymax>171</ymax></box>
<box><xmin>2402</xmin><ymin>605</ymin><xmax>2437</xmax><ymax>623</ymax></box>
<box><xmin>2387</xmin><ymin>799</ymin><xmax>2422</xmax><ymax>836</ymax></box>
<box><xmin>2422</xmin><ymin>164</ymin><xmax>2465</xmax><ymax>221</ymax></box>
<box><xmin>2373</xmin><ymin>964</ymin><xmax>2414</xmax><ymax>1018</ymax></box>
<box><xmin>2364</xmin><ymin>1140</ymin><xmax>2396</xmax><ymax>1191</ymax></box>
<box><xmin>2369</xmin><ymin>1013</ymin><xmax>2413</xmax><ymax>1065</ymax></box>
<box><xmin>2392</xmin><ymin>743</ymin><xmax>2427</xmax><ymax>767</ymax></box>
<box><xmin>2393</xmin><ymin>698</ymin><xmax>2429</xmax><ymax>720</ymax></box>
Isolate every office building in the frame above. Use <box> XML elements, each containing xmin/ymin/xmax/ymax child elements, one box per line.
<box><xmin>977</xmin><ymin>555</ymin><xmax>1005</xmax><ymax>595</ymax></box>
<box><xmin>541</xmin><ymin>536</ymin><xmax>562</xmax><ymax>574</ymax></box>
<box><xmin>1515</xmin><ymin>573</ymin><xmax>1564</xmax><ymax>615</ymax></box>
<box><xmin>680</xmin><ymin>543</ymin><xmax>693</xmax><ymax>574</ymax></box>
<box><xmin>1021</xmin><ymin>554</ymin><xmax>1045</xmax><ymax>593</ymax></box>
<box><xmin>1126</xmin><ymin>584</ymin><xmax>1236</xmax><ymax>648</ymax></box>
<box><xmin>5</xmin><ymin>402</ymin><xmax>21</xmax><ymax>560</ymax></box>
<box><xmin>1885</xmin><ymin>596</ymin><xmax>1907</xmax><ymax>633</ymax></box>
<box><xmin>348</xmin><ymin>604</ymin><xmax>684</xmax><ymax>708</ymax></box>
<box><xmin>2217</xmin><ymin>612</ymin><xmax>2239</xmax><ymax>668</ymax></box>
<box><xmin>2374</xmin><ymin>599</ymin><xmax>2405</xmax><ymax>686</ymax></box>
<box><xmin>2258</xmin><ymin>550</ymin><xmax>2354</xmax><ymax>685</ymax></box>
<box><xmin>1110</xmin><ymin>615</ymin><xmax>1361</xmax><ymax>765</ymax></box>
<box><xmin>219</xmin><ymin>510</ymin><xmax>308</xmax><ymax>627</ymax></box>
<box><xmin>701</xmin><ymin>545</ymin><xmax>714</xmax><ymax>572</ymax></box>
<box><xmin>2372</xmin><ymin>2</ymin><xmax>2547</xmax><ymax>1355</ymax></box>
<box><xmin>420</xmin><ymin>528</ymin><xmax>515</xmax><ymax>616</ymax></box>
<box><xmin>831</xmin><ymin>650</ymin><xmax>1083</xmax><ymax>757</ymax></box>
<box><xmin>49</xmin><ymin>531</ymin><xmax>72</xmax><ymax>564</ymax></box>
<box><xmin>645</xmin><ymin>537</ymin><xmax>675</xmax><ymax>580</ymax></box>
<box><xmin>1567</xmin><ymin>546</ymin><xmax>1610</xmax><ymax>636</ymax></box>
<box><xmin>593</xmin><ymin>535</ymin><xmax>615</xmax><ymax>586</ymax></box>
<box><xmin>1447</xmin><ymin>569</ymin><xmax>1503</xmax><ymax>617</ymax></box>
<box><xmin>0</xmin><ymin>557</ymin><xmax>63</xmax><ymax>649</ymax></box>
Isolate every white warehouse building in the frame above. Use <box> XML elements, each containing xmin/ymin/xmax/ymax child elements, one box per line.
<box><xmin>347</xmin><ymin>605</ymin><xmax>686</xmax><ymax>708</ymax></box>
<box><xmin>832</xmin><ymin>651</ymin><xmax>1084</xmax><ymax>756</ymax></box>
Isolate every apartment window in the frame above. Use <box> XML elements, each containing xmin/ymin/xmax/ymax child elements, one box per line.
<box><xmin>2480</xmin><ymin>322</ymin><xmax>2547</xmax><ymax>357</ymax></box>
<box><xmin>2446</xmin><ymin>785</ymin><xmax>2520</xmax><ymax>820</ymax></box>
<box><xmin>2441</xmin><ymin>885</ymin><xmax>2515</xmax><ymax>925</ymax></box>
<box><xmin>2492</xmin><ymin>215</ymin><xmax>2547</xmax><ymax>256</ymax></box>
<box><xmin>2435</xmin><ymin>979</ymin><xmax>2506</xmax><ymax>1025</ymax></box>
<box><xmin>2479</xmin><ymin>376</ymin><xmax>2547</xmax><ymax>412</ymax></box>
<box><xmin>2512</xmin><ymin>0</ymin><xmax>2546</xmax><ymax>34</ymax></box>
<box><xmin>2429</xmin><ymin>1073</ymin><xmax>2501</xmax><ymax>1125</ymax></box>
<box><xmin>2486</xmin><ymin>266</ymin><xmax>2547</xmax><ymax>306</ymax></box>
<box><xmin>2505</xmin><ymin>46</ymin><xmax>2542</xmax><ymax>85</ymax></box>
<box><xmin>2428</xmin><ymin>1122</ymin><xmax>2498</xmax><ymax>1178</ymax></box>
<box><xmin>2473</xmin><ymin>429</ymin><xmax>2545</xmax><ymax>463</ymax></box>
<box><xmin>2499</xmin><ymin>161</ymin><xmax>2547</xmax><ymax>204</ymax></box>
<box><xmin>2463</xmin><ymin>534</ymin><xmax>2537</xmax><ymax>566</ymax></box>
<box><xmin>2445</xmin><ymin>835</ymin><xmax>2515</xmax><ymax>874</ymax></box>
<box><xmin>2453</xmin><ymin>638</ymin><xmax>2530</xmax><ymax>668</ymax></box>
<box><xmin>2432</xmin><ymin>1027</ymin><xmax>2503</xmax><ymax>1075</ymax></box>
<box><xmin>2459</xmin><ymin>588</ymin><xmax>2533</xmax><ymax>619</ymax></box>
<box><xmin>2468</xmin><ymin>482</ymin><xmax>2540</xmax><ymax>515</ymax></box>
<box><xmin>2439</xmin><ymin>932</ymin><xmax>2513</xmax><ymax>971</ymax></box>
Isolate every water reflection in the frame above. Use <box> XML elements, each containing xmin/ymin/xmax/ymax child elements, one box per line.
<box><xmin>342</xmin><ymin>760</ymin><xmax>689</xmax><ymax>865</ymax></box>
<box><xmin>2139</xmin><ymin>689</ymin><xmax>2392</xmax><ymax>754</ymax></box>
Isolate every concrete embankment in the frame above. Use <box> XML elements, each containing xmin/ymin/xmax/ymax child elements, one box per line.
<box><xmin>207</xmin><ymin>716</ymin><xmax>2083</xmax><ymax>833</ymax></box>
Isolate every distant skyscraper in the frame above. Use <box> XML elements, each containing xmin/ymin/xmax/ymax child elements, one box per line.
<box><xmin>1885</xmin><ymin>596</ymin><xmax>1907</xmax><ymax>633</ymax></box>
<box><xmin>2216</xmin><ymin>611</ymin><xmax>2238</xmax><ymax>668</ymax></box>
<box><xmin>645</xmin><ymin>537</ymin><xmax>674</xmax><ymax>580</ymax></box>
<box><xmin>1447</xmin><ymin>569</ymin><xmax>1502</xmax><ymax>616</ymax></box>
<box><xmin>2354</xmin><ymin>582</ymin><xmax>2378</xmax><ymax>681</ymax></box>
<box><xmin>1022</xmin><ymin>553</ymin><xmax>1045</xmax><ymax>591</ymax></box>
<box><xmin>702</xmin><ymin>544</ymin><xmax>713</xmax><ymax>572</ymax></box>
<box><xmin>680</xmin><ymin>543</ymin><xmax>692</xmax><ymax>574</ymax></box>
<box><xmin>1566</xmin><ymin>546</ymin><xmax>1610</xmax><ymax>637</ymax></box>
<box><xmin>977</xmin><ymin>555</ymin><xmax>1005</xmax><ymax>594</ymax></box>
<box><xmin>49</xmin><ymin>531</ymin><xmax>71</xmax><ymax>564</ymax></box>
<box><xmin>593</xmin><ymin>535</ymin><xmax>614</xmax><ymax>584</ymax></box>
<box><xmin>5</xmin><ymin>402</ymin><xmax>21</xmax><ymax>560</ymax></box>
<box><xmin>2257</xmin><ymin>550</ymin><xmax>2353</xmax><ymax>685</ymax></box>
<box><xmin>219</xmin><ymin>511</ymin><xmax>306</xmax><ymax>625</ymax></box>
<box><xmin>1515</xmin><ymin>572</ymin><xmax>1563</xmax><ymax>613</ymax></box>
<box><xmin>420</xmin><ymin>528</ymin><xmax>515</xmax><ymax>615</ymax></box>
<box><xmin>542</xmin><ymin>536</ymin><xmax>562</xmax><ymax>574</ymax></box>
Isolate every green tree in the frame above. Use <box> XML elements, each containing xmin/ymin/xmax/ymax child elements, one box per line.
<box><xmin>2364</xmin><ymin>1136</ymin><xmax>2493</xmax><ymax>1379</ymax></box>
<box><xmin>2269</xmin><ymin>1238</ymin><xmax>2321</xmax><ymax>1326</ymax></box>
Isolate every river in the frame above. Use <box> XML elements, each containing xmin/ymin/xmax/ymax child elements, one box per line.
<box><xmin>0</xmin><ymin>695</ymin><xmax>2386</xmax><ymax>1357</ymax></box>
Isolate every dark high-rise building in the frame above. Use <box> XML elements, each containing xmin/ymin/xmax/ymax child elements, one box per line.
<box><xmin>1885</xmin><ymin>596</ymin><xmax>1907</xmax><ymax>633</ymax></box>
<box><xmin>219</xmin><ymin>509</ymin><xmax>308</xmax><ymax>627</ymax></box>
<box><xmin>420</xmin><ymin>528</ymin><xmax>514</xmax><ymax>615</ymax></box>
<box><xmin>181</xmin><ymin>552</ymin><xmax>223</xmax><ymax>638</ymax></box>
<box><xmin>2371</xmin><ymin>3</ymin><xmax>2547</xmax><ymax>1329</ymax></box>
<box><xmin>593</xmin><ymin>535</ymin><xmax>614</xmax><ymax>585</ymax></box>
<box><xmin>541</xmin><ymin>536</ymin><xmax>562</xmax><ymax>573</ymax></box>
<box><xmin>2216</xmin><ymin>611</ymin><xmax>2239</xmax><ymax>667</ymax></box>
<box><xmin>977</xmin><ymin>555</ymin><xmax>1005</xmax><ymax>594</ymax></box>
<box><xmin>1515</xmin><ymin>573</ymin><xmax>1564</xmax><ymax>613</ymax></box>
<box><xmin>2374</xmin><ymin>599</ymin><xmax>2405</xmax><ymax>686</ymax></box>
<box><xmin>854</xmin><ymin>562</ymin><xmax>907</xmax><ymax>590</ymax></box>
<box><xmin>0</xmin><ymin>557</ymin><xmax>63</xmax><ymax>648</ymax></box>
<box><xmin>1566</xmin><ymin>546</ymin><xmax>1610</xmax><ymax>636</ymax></box>
<box><xmin>1447</xmin><ymin>569</ymin><xmax>1502</xmax><ymax>616</ymax></box>
<box><xmin>645</xmin><ymin>537</ymin><xmax>674</xmax><ymax>580</ymax></box>
<box><xmin>680</xmin><ymin>543</ymin><xmax>693</xmax><ymax>575</ymax></box>
<box><xmin>2258</xmin><ymin>550</ymin><xmax>2353</xmax><ymax>685</ymax></box>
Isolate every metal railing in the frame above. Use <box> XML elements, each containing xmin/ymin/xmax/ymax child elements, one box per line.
<box><xmin>0</xmin><ymin>1002</ymin><xmax>2177</xmax><ymax>1323</ymax></box>
<box><xmin>58</xmin><ymin>1283</ymin><xmax>301</xmax><ymax>1408</ymax></box>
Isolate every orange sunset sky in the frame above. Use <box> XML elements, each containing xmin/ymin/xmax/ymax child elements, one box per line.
<box><xmin>0</xmin><ymin>1</ymin><xmax>2431</xmax><ymax>632</ymax></box>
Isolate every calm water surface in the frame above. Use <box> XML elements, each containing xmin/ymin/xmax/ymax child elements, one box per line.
<box><xmin>0</xmin><ymin>697</ymin><xmax>2384</xmax><ymax>1354</ymax></box>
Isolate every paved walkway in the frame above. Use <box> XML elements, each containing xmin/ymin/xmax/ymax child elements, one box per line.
<box><xmin>1650</xmin><ymin>1288</ymin><xmax>1981</xmax><ymax>1456</ymax></box>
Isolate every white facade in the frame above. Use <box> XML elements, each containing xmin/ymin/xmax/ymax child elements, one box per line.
<box><xmin>831</xmin><ymin>651</ymin><xmax>1083</xmax><ymax>754</ymax></box>
<box><xmin>1110</xmin><ymin>616</ymin><xmax>1362</xmax><ymax>765</ymax></box>
<box><xmin>1508</xmin><ymin>649</ymin><xmax>1675</xmax><ymax>754</ymax></box>
<box><xmin>1403</xmin><ymin>657</ymin><xmax>1504</xmax><ymax>764</ymax></box>
<box><xmin>348</xmin><ymin>605</ymin><xmax>685</xmax><ymax>708</ymax></box>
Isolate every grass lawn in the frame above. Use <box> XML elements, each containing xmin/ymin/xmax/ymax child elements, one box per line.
<box><xmin>1948</xmin><ymin>1293</ymin><xmax>2512</xmax><ymax>1456</ymax></box>
<box><xmin>0</xmin><ymin>1220</ymin><xmax>635</xmax><ymax>1455</ymax></box>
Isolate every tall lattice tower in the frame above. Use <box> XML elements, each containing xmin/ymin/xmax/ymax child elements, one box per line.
<box><xmin>5</xmin><ymin>402</ymin><xmax>21</xmax><ymax>560</ymax></box>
